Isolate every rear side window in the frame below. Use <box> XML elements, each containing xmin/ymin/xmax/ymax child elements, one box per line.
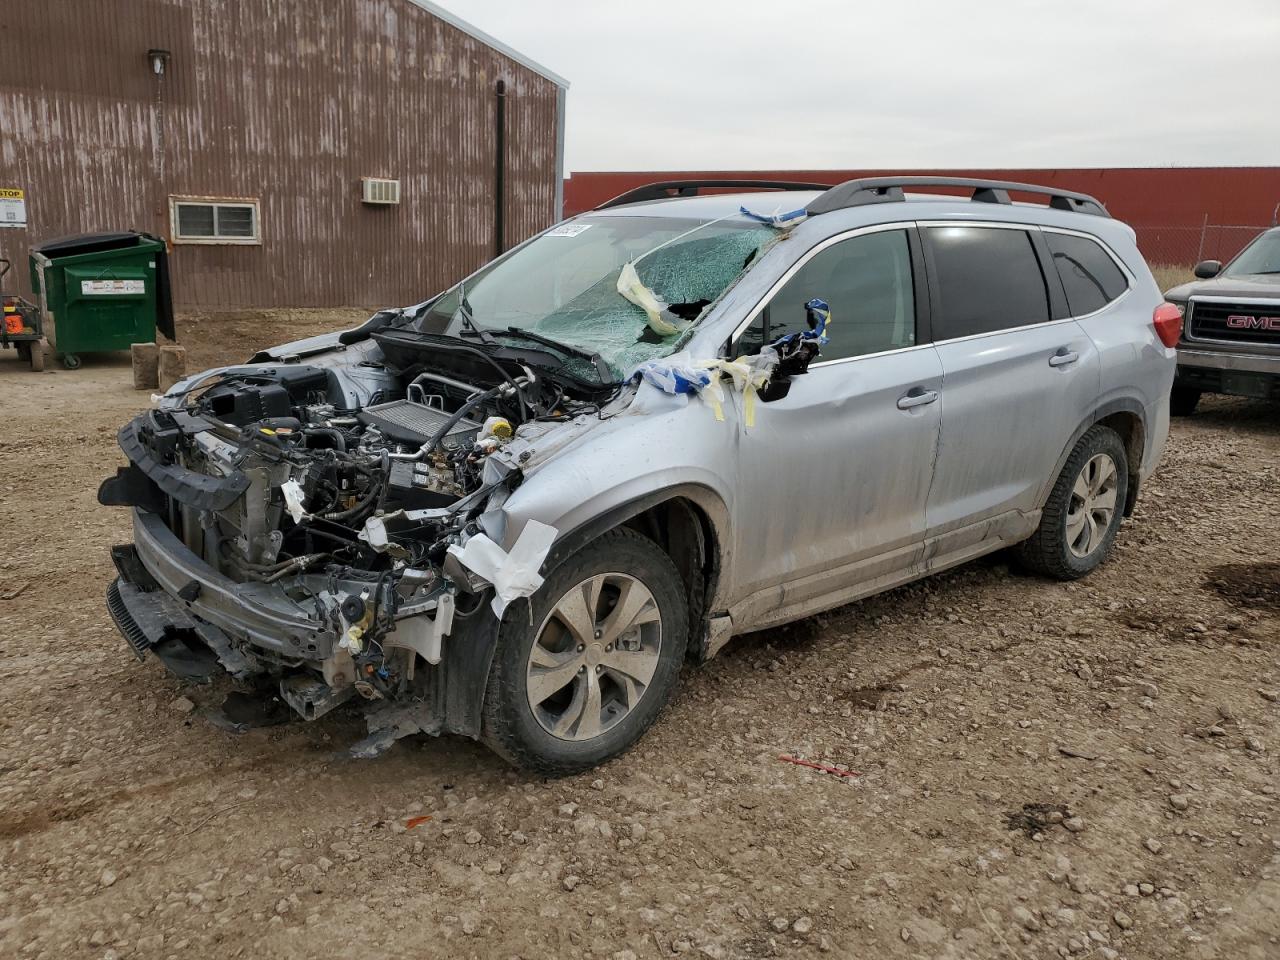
<box><xmin>1045</xmin><ymin>231</ymin><xmax>1129</xmax><ymax>316</ymax></box>
<box><xmin>925</xmin><ymin>226</ymin><xmax>1049</xmax><ymax>338</ymax></box>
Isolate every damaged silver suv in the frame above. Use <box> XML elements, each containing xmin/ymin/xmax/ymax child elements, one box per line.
<box><xmin>101</xmin><ymin>177</ymin><xmax>1178</xmax><ymax>774</ymax></box>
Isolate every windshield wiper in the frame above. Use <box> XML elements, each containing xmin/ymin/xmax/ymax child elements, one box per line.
<box><xmin>493</xmin><ymin>327</ymin><xmax>615</xmax><ymax>384</ymax></box>
<box><xmin>456</xmin><ymin>295</ymin><xmax>495</xmax><ymax>344</ymax></box>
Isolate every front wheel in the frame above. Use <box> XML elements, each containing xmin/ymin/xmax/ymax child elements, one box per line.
<box><xmin>481</xmin><ymin>527</ymin><xmax>688</xmax><ymax>775</ymax></box>
<box><xmin>1015</xmin><ymin>425</ymin><xmax>1129</xmax><ymax>580</ymax></box>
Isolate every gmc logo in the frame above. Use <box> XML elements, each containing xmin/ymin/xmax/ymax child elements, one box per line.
<box><xmin>1226</xmin><ymin>314</ymin><xmax>1280</xmax><ymax>331</ymax></box>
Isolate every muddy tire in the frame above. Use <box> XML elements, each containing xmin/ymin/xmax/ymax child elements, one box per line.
<box><xmin>1015</xmin><ymin>425</ymin><xmax>1129</xmax><ymax>581</ymax></box>
<box><xmin>1169</xmin><ymin>385</ymin><xmax>1201</xmax><ymax>417</ymax></box>
<box><xmin>481</xmin><ymin>527</ymin><xmax>688</xmax><ymax>776</ymax></box>
<box><xmin>28</xmin><ymin>339</ymin><xmax>45</xmax><ymax>372</ymax></box>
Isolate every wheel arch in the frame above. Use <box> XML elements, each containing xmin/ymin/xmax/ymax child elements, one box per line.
<box><xmin>546</xmin><ymin>484</ymin><xmax>729</xmax><ymax>661</ymax></box>
<box><xmin>1040</xmin><ymin>398</ymin><xmax>1146</xmax><ymax>517</ymax></box>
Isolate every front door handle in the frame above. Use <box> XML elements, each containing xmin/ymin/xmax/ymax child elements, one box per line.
<box><xmin>1049</xmin><ymin>350</ymin><xmax>1079</xmax><ymax>367</ymax></box>
<box><xmin>897</xmin><ymin>388</ymin><xmax>939</xmax><ymax>410</ymax></box>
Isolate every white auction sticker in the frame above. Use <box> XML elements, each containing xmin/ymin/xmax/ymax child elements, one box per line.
<box><xmin>544</xmin><ymin>222</ymin><xmax>592</xmax><ymax>238</ymax></box>
<box><xmin>0</xmin><ymin>187</ymin><xmax>26</xmax><ymax>228</ymax></box>
<box><xmin>81</xmin><ymin>279</ymin><xmax>145</xmax><ymax>295</ymax></box>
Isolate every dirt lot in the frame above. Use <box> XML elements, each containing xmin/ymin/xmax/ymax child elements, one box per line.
<box><xmin>1</xmin><ymin>312</ymin><xmax>1277</xmax><ymax>960</ymax></box>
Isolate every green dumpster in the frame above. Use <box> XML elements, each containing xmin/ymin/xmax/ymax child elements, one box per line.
<box><xmin>29</xmin><ymin>231</ymin><xmax>176</xmax><ymax>369</ymax></box>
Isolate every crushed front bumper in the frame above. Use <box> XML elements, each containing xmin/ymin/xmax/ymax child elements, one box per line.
<box><xmin>106</xmin><ymin>509</ymin><xmax>505</xmax><ymax>742</ymax></box>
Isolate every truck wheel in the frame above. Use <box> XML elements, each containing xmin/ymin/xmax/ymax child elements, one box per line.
<box><xmin>1015</xmin><ymin>425</ymin><xmax>1129</xmax><ymax>581</ymax></box>
<box><xmin>28</xmin><ymin>340</ymin><xmax>45</xmax><ymax>372</ymax></box>
<box><xmin>482</xmin><ymin>527</ymin><xmax>688</xmax><ymax>776</ymax></box>
<box><xmin>1169</xmin><ymin>386</ymin><xmax>1201</xmax><ymax>417</ymax></box>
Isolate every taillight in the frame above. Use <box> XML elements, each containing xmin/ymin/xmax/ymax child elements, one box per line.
<box><xmin>1152</xmin><ymin>303</ymin><xmax>1182</xmax><ymax>348</ymax></box>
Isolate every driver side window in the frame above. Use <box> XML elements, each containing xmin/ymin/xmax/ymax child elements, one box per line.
<box><xmin>738</xmin><ymin>229</ymin><xmax>917</xmax><ymax>362</ymax></box>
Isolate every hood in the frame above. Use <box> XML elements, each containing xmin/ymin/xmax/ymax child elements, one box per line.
<box><xmin>1165</xmin><ymin>273</ymin><xmax>1280</xmax><ymax>302</ymax></box>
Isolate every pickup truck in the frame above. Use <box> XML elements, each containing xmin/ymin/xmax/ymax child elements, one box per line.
<box><xmin>1165</xmin><ymin>226</ymin><xmax>1280</xmax><ymax>415</ymax></box>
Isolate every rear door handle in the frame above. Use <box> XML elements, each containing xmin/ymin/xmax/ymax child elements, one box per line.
<box><xmin>897</xmin><ymin>388</ymin><xmax>939</xmax><ymax>410</ymax></box>
<box><xmin>1049</xmin><ymin>350</ymin><xmax>1079</xmax><ymax>367</ymax></box>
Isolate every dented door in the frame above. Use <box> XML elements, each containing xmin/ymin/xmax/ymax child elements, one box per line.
<box><xmin>723</xmin><ymin>225</ymin><xmax>940</xmax><ymax>626</ymax></box>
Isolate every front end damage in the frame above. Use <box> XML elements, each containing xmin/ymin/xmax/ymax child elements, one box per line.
<box><xmin>99</xmin><ymin>332</ymin><xmax>621</xmax><ymax>754</ymax></box>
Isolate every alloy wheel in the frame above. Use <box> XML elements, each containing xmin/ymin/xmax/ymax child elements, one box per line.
<box><xmin>1065</xmin><ymin>452</ymin><xmax>1119</xmax><ymax>559</ymax></box>
<box><xmin>525</xmin><ymin>572</ymin><xmax>663</xmax><ymax>741</ymax></box>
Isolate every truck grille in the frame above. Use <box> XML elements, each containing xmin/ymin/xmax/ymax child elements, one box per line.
<box><xmin>1188</xmin><ymin>300</ymin><xmax>1280</xmax><ymax>346</ymax></box>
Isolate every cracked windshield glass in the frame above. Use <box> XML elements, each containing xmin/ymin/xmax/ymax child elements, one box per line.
<box><xmin>417</xmin><ymin>215</ymin><xmax>778</xmax><ymax>380</ymax></box>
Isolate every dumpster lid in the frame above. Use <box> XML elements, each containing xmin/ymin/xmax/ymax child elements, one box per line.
<box><xmin>33</xmin><ymin>231</ymin><xmax>162</xmax><ymax>258</ymax></box>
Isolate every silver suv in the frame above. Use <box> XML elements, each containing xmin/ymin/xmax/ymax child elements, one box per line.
<box><xmin>101</xmin><ymin>177</ymin><xmax>1177</xmax><ymax>773</ymax></box>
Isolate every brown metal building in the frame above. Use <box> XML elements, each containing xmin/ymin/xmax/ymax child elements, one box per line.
<box><xmin>0</xmin><ymin>0</ymin><xmax>567</xmax><ymax>309</ymax></box>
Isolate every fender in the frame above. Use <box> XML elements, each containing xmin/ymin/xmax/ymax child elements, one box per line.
<box><xmin>1037</xmin><ymin>396</ymin><xmax>1147</xmax><ymax>516</ymax></box>
<box><xmin>439</xmin><ymin>483</ymin><xmax>732</xmax><ymax>740</ymax></box>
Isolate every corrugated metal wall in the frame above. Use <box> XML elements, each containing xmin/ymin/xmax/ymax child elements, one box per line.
<box><xmin>563</xmin><ymin>168</ymin><xmax>1280</xmax><ymax>264</ymax></box>
<box><xmin>0</xmin><ymin>0</ymin><xmax>561</xmax><ymax>308</ymax></box>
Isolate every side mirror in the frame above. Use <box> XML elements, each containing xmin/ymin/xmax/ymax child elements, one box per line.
<box><xmin>1193</xmin><ymin>259</ymin><xmax>1222</xmax><ymax>280</ymax></box>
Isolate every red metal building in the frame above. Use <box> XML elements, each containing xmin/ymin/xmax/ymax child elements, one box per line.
<box><xmin>564</xmin><ymin>168</ymin><xmax>1280</xmax><ymax>266</ymax></box>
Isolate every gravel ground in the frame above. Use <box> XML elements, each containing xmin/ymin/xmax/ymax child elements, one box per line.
<box><xmin>1</xmin><ymin>313</ymin><xmax>1277</xmax><ymax>960</ymax></box>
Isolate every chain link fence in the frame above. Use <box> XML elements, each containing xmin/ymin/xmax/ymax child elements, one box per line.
<box><xmin>1135</xmin><ymin>221</ymin><xmax>1273</xmax><ymax>277</ymax></box>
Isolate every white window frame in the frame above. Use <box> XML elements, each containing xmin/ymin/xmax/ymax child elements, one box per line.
<box><xmin>169</xmin><ymin>196</ymin><xmax>261</xmax><ymax>245</ymax></box>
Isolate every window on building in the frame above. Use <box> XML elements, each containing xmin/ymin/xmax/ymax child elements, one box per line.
<box><xmin>1044</xmin><ymin>231</ymin><xmax>1129</xmax><ymax>316</ymax></box>
<box><xmin>170</xmin><ymin>198</ymin><xmax>260</xmax><ymax>244</ymax></box>
<box><xmin>925</xmin><ymin>226</ymin><xmax>1050</xmax><ymax>339</ymax></box>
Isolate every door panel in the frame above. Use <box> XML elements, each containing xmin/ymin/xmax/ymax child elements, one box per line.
<box><xmin>920</xmin><ymin>222</ymin><xmax>1102</xmax><ymax>541</ymax></box>
<box><xmin>927</xmin><ymin>322</ymin><xmax>1100</xmax><ymax>537</ymax></box>
<box><xmin>730</xmin><ymin>347</ymin><xmax>944</xmax><ymax>613</ymax></box>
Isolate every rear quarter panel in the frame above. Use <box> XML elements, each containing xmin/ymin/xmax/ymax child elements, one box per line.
<box><xmin>1071</xmin><ymin>226</ymin><xmax>1175</xmax><ymax>478</ymax></box>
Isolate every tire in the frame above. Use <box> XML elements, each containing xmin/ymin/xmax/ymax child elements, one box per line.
<box><xmin>28</xmin><ymin>339</ymin><xmax>45</xmax><ymax>372</ymax></box>
<box><xmin>481</xmin><ymin>527</ymin><xmax>688</xmax><ymax>776</ymax></box>
<box><xmin>62</xmin><ymin>353</ymin><xmax>81</xmax><ymax>370</ymax></box>
<box><xmin>1169</xmin><ymin>386</ymin><xmax>1201</xmax><ymax>417</ymax></box>
<box><xmin>1015</xmin><ymin>425</ymin><xmax>1129</xmax><ymax>581</ymax></box>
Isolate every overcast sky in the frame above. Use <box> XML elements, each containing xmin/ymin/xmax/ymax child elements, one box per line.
<box><xmin>442</xmin><ymin>0</ymin><xmax>1280</xmax><ymax>173</ymax></box>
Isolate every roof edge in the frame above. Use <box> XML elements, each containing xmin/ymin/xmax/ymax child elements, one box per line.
<box><xmin>405</xmin><ymin>0</ymin><xmax>569</xmax><ymax>89</ymax></box>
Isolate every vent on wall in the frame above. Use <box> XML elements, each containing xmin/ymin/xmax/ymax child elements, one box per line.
<box><xmin>361</xmin><ymin>177</ymin><xmax>401</xmax><ymax>205</ymax></box>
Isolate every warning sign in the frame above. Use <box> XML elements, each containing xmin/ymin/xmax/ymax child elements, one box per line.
<box><xmin>81</xmin><ymin>279</ymin><xmax>145</xmax><ymax>295</ymax></box>
<box><xmin>0</xmin><ymin>188</ymin><xmax>26</xmax><ymax>229</ymax></box>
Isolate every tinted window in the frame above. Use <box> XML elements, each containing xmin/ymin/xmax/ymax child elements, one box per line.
<box><xmin>1046</xmin><ymin>232</ymin><xmax>1128</xmax><ymax>315</ymax></box>
<box><xmin>926</xmin><ymin>226</ymin><xmax>1049</xmax><ymax>338</ymax></box>
<box><xmin>739</xmin><ymin>230</ymin><xmax>916</xmax><ymax>362</ymax></box>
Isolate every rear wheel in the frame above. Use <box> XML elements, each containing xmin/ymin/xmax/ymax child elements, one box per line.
<box><xmin>1169</xmin><ymin>385</ymin><xmax>1201</xmax><ymax>417</ymax></box>
<box><xmin>1015</xmin><ymin>425</ymin><xmax>1128</xmax><ymax>580</ymax></box>
<box><xmin>482</xmin><ymin>528</ymin><xmax>688</xmax><ymax>775</ymax></box>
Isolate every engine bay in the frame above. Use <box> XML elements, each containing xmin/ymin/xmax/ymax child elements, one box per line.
<box><xmin>100</xmin><ymin>330</ymin><xmax>623</xmax><ymax>730</ymax></box>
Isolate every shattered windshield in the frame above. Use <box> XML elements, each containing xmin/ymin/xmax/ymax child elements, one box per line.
<box><xmin>417</xmin><ymin>215</ymin><xmax>778</xmax><ymax>379</ymax></box>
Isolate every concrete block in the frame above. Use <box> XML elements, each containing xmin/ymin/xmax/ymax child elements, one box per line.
<box><xmin>158</xmin><ymin>344</ymin><xmax>187</xmax><ymax>393</ymax></box>
<box><xmin>131</xmin><ymin>342</ymin><xmax>159</xmax><ymax>390</ymax></box>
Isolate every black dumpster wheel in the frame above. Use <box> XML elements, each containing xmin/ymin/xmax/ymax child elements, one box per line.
<box><xmin>29</xmin><ymin>340</ymin><xmax>45</xmax><ymax>372</ymax></box>
<box><xmin>62</xmin><ymin>353</ymin><xmax>81</xmax><ymax>370</ymax></box>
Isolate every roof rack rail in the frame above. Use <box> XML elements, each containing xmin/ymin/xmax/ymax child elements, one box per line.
<box><xmin>806</xmin><ymin>176</ymin><xmax>1110</xmax><ymax>218</ymax></box>
<box><xmin>596</xmin><ymin>179</ymin><xmax>834</xmax><ymax>210</ymax></box>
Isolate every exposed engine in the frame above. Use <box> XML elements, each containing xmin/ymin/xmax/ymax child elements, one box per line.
<box><xmin>101</xmin><ymin>329</ymin><xmax>620</xmax><ymax>740</ymax></box>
